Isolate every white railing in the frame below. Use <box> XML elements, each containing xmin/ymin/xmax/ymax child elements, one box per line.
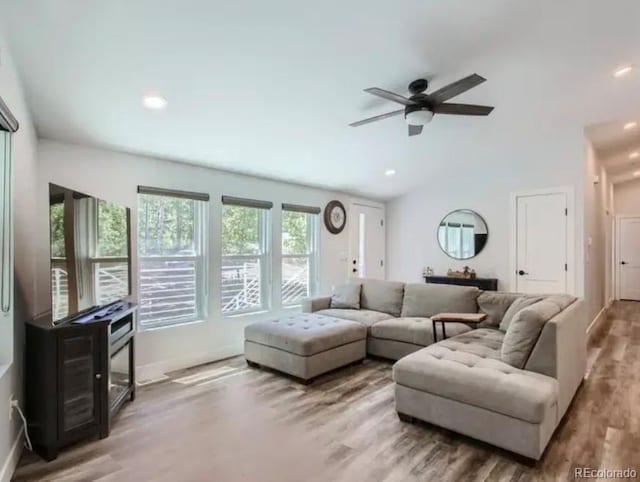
<box><xmin>282</xmin><ymin>256</ymin><xmax>310</xmax><ymax>306</ymax></box>
<box><xmin>221</xmin><ymin>257</ymin><xmax>262</xmax><ymax>315</ymax></box>
<box><xmin>94</xmin><ymin>261</ymin><xmax>129</xmax><ymax>305</ymax></box>
<box><xmin>51</xmin><ymin>262</ymin><xmax>69</xmax><ymax>320</ymax></box>
<box><xmin>138</xmin><ymin>256</ymin><xmax>200</xmax><ymax>327</ymax></box>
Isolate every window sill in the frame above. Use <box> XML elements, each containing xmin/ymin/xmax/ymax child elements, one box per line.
<box><xmin>223</xmin><ymin>310</ymin><xmax>270</xmax><ymax>320</ymax></box>
<box><xmin>138</xmin><ymin>318</ymin><xmax>206</xmax><ymax>333</ymax></box>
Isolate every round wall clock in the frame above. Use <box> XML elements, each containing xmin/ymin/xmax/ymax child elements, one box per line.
<box><xmin>324</xmin><ymin>200</ymin><xmax>347</xmax><ymax>234</ymax></box>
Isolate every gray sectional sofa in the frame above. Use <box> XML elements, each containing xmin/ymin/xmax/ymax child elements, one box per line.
<box><xmin>245</xmin><ymin>279</ymin><xmax>586</xmax><ymax>460</ymax></box>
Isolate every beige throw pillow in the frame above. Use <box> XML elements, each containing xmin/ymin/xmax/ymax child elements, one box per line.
<box><xmin>499</xmin><ymin>296</ymin><xmax>545</xmax><ymax>332</ymax></box>
<box><xmin>501</xmin><ymin>299</ymin><xmax>561</xmax><ymax>368</ymax></box>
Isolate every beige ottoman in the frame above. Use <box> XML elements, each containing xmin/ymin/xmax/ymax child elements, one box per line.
<box><xmin>244</xmin><ymin>314</ymin><xmax>367</xmax><ymax>382</ymax></box>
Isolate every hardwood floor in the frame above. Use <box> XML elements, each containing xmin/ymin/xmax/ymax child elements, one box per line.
<box><xmin>13</xmin><ymin>301</ymin><xmax>640</xmax><ymax>481</ymax></box>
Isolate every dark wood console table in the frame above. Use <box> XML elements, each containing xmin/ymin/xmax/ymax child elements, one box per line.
<box><xmin>424</xmin><ymin>275</ymin><xmax>498</xmax><ymax>291</ymax></box>
<box><xmin>26</xmin><ymin>301</ymin><xmax>137</xmax><ymax>460</ymax></box>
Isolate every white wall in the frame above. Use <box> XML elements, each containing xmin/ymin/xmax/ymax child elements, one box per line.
<box><xmin>583</xmin><ymin>141</ymin><xmax>613</xmax><ymax>330</ymax></box>
<box><xmin>386</xmin><ymin>127</ymin><xmax>585</xmax><ymax>294</ymax></box>
<box><xmin>0</xmin><ymin>31</ymin><xmax>38</xmax><ymax>480</ymax></box>
<box><xmin>614</xmin><ymin>178</ymin><xmax>640</xmax><ymax>216</ymax></box>
<box><xmin>36</xmin><ymin>140</ymin><xmax>381</xmax><ymax>380</ymax></box>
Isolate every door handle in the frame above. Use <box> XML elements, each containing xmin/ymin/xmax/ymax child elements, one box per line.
<box><xmin>352</xmin><ymin>268</ymin><xmax>357</xmax><ymax>273</ymax></box>
<box><xmin>621</xmin><ymin>261</ymin><xmax>627</xmax><ymax>265</ymax></box>
<box><xmin>518</xmin><ymin>270</ymin><xmax>528</xmax><ymax>276</ymax></box>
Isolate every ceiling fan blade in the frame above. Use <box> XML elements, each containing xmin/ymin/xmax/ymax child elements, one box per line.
<box><xmin>363</xmin><ymin>88</ymin><xmax>417</xmax><ymax>106</ymax></box>
<box><xmin>428</xmin><ymin>74</ymin><xmax>486</xmax><ymax>104</ymax></box>
<box><xmin>408</xmin><ymin>124</ymin><xmax>423</xmax><ymax>136</ymax></box>
<box><xmin>349</xmin><ymin>109</ymin><xmax>404</xmax><ymax>127</ymax></box>
<box><xmin>432</xmin><ymin>103</ymin><xmax>494</xmax><ymax>116</ymax></box>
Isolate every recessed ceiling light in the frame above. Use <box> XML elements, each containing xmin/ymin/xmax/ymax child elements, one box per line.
<box><xmin>384</xmin><ymin>169</ymin><xmax>396</xmax><ymax>177</ymax></box>
<box><xmin>143</xmin><ymin>93</ymin><xmax>168</xmax><ymax>110</ymax></box>
<box><xmin>624</xmin><ymin>121</ymin><xmax>638</xmax><ymax>130</ymax></box>
<box><xmin>633</xmin><ymin>170</ymin><xmax>640</xmax><ymax>177</ymax></box>
<box><xmin>630</xmin><ymin>151</ymin><xmax>639</xmax><ymax>159</ymax></box>
<box><xmin>614</xmin><ymin>65</ymin><xmax>633</xmax><ymax>77</ymax></box>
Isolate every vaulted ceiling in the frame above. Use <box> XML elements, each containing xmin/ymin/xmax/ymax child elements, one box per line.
<box><xmin>2</xmin><ymin>0</ymin><xmax>639</xmax><ymax>198</ymax></box>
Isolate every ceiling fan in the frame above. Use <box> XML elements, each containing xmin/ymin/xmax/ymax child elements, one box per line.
<box><xmin>350</xmin><ymin>74</ymin><xmax>494</xmax><ymax>136</ymax></box>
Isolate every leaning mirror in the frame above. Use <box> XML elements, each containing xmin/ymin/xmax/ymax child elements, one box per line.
<box><xmin>437</xmin><ymin>209</ymin><xmax>488</xmax><ymax>260</ymax></box>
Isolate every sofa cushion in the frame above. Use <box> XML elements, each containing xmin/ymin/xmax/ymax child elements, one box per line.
<box><xmin>244</xmin><ymin>314</ymin><xmax>366</xmax><ymax>356</ymax></box>
<box><xmin>545</xmin><ymin>294</ymin><xmax>577</xmax><ymax>311</ymax></box>
<box><xmin>360</xmin><ymin>279</ymin><xmax>405</xmax><ymax>317</ymax></box>
<box><xmin>314</xmin><ymin>308</ymin><xmax>394</xmax><ymax>332</ymax></box>
<box><xmin>401</xmin><ymin>283</ymin><xmax>480</xmax><ymax>318</ymax></box>
<box><xmin>501</xmin><ymin>300</ymin><xmax>562</xmax><ymax>368</ymax></box>
<box><xmin>370</xmin><ymin>317</ymin><xmax>471</xmax><ymax>346</ymax></box>
<box><xmin>330</xmin><ymin>283</ymin><xmax>361</xmax><ymax>309</ymax></box>
<box><xmin>393</xmin><ymin>329</ymin><xmax>559</xmax><ymax>424</ymax></box>
<box><xmin>477</xmin><ymin>292</ymin><xmax>520</xmax><ymax>328</ymax></box>
<box><xmin>499</xmin><ymin>295</ymin><xmax>545</xmax><ymax>331</ymax></box>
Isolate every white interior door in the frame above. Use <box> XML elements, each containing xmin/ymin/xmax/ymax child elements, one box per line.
<box><xmin>618</xmin><ymin>217</ymin><xmax>640</xmax><ymax>301</ymax></box>
<box><xmin>515</xmin><ymin>192</ymin><xmax>568</xmax><ymax>294</ymax></box>
<box><xmin>349</xmin><ymin>203</ymin><xmax>385</xmax><ymax>280</ymax></box>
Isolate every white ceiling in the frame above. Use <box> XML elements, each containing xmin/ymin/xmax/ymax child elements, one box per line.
<box><xmin>2</xmin><ymin>0</ymin><xmax>640</xmax><ymax>199</ymax></box>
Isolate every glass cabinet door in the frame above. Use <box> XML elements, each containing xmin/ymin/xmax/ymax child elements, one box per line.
<box><xmin>109</xmin><ymin>341</ymin><xmax>132</xmax><ymax>409</ymax></box>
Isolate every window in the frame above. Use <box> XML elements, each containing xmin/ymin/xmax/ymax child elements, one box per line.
<box><xmin>281</xmin><ymin>204</ymin><xmax>320</xmax><ymax>306</ymax></box>
<box><xmin>137</xmin><ymin>187</ymin><xmax>209</xmax><ymax>329</ymax></box>
<box><xmin>0</xmin><ymin>130</ymin><xmax>13</xmax><ymax>367</ymax></box>
<box><xmin>221</xmin><ymin>197</ymin><xmax>272</xmax><ymax>315</ymax></box>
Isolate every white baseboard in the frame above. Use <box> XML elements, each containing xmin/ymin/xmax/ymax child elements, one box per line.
<box><xmin>0</xmin><ymin>427</ymin><xmax>23</xmax><ymax>482</ymax></box>
<box><xmin>136</xmin><ymin>343</ymin><xmax>243</xmax><ymax>383</ymax></box>
<box><xmin>587</xmin><ymin>305</ymin><xmax>608</xmax><ymax>335</ymax></box>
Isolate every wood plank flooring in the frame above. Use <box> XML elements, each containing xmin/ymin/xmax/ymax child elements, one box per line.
<box><xmin>13</xmin><ymin>301</ymin><xmax>640</xmax><ymax>481</ymax></box>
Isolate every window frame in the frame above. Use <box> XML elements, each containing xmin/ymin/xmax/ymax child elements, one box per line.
<box><xmin>281</xmin><ymin>209</ymin><xmax>320</xmax><ymax>307</ymax></box>
<box><xmin>220</xmin><ymin>202</ymin><xmax>272</xmax><ymax>317</ymax></box>
<box><xmin>137</xmin><ymin>192</ymin><xmax>208</xmax><ymax>330</ymax></box>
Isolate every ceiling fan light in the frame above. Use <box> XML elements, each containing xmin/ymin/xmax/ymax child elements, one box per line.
<box><xmin>405</xmin><ymin>109</ymin><xmax>434</xmax><ymax>126</ymax></box>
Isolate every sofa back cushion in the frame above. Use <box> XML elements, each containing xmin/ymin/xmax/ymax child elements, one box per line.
<box><xmin>360</xmin><ymin>279</ymin><xmax>405</xmax><ymax>316</ymax></box>
<box><xmin>477</xmin><ymin>292</ymin><xmax>521</xmax><ymax>328</ymax></box>
<box><xmin>400</xmin><ymin>283</ymin><xmax>480</xmax><ymax>318</ymax></box>
<box><xmin>501</xmin><ymin>299</ymin><xmax>562</xmax><ymax>368</ymax></box>
<box><xmin>330</xmin><ymin>283</ymin><xmax>361</xmax><ymax>309</ymax></box>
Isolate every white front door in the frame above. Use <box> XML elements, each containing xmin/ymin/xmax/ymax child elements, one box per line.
<box><xmin>618</xmin><ymin>217</ymin><xmax>640</xmax><ymax>301</ymax></box>
<box><xmin>515</xmin><ymin>192</ymin><xmax>568</xmax><ymax>294</ymax></box>
<box><xmin>349</xmin><ymin>203</ymin><xmax>385</xmax><ymax>279</ymax></box>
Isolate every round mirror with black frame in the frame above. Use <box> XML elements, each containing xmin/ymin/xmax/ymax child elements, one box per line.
<box><xmin>437</xmin><ymin>209</ymin><xmax>488</xmax><ymax>260</ymax></box>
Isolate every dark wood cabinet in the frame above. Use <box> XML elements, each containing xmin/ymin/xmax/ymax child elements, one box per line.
<box><xmin>424</xmin><ymin>275</ymin><xmax>499</xmax><ymax>291</ymax></box>
<box><xmin>26</xmin><ymin>302</ymin><xmax>136</xmax><ymax>461</ymax></box>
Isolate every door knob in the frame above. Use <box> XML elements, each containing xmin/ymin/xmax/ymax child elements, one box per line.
<box><xmin>621</xmin><ymin>261</ymin><xmax>627</xmax><ymax>265</ymax></box>
<box><xmin>352</xmin><ymin>268</ymin><xmax>357</xmax><ymax>273</ymax></box>
<box><xmin>518</xmin><ymin>270</ymin><xmax>528</xmax><ymax>276</ymax></box>
<box><xmin>95</xmin><ymin>373</ymin><xmax>102</xmax><ymax>380</ymax></box>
